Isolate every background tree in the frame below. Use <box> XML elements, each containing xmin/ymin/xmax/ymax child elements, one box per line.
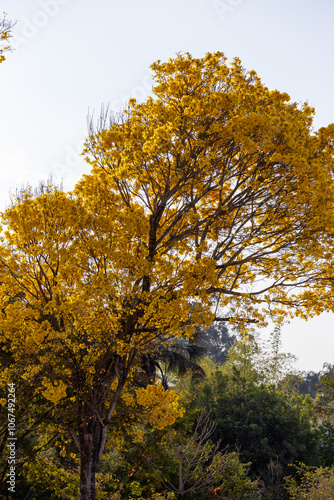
<box><xmin>223</xmin><ymin>326</ymin><xmax>300</xmax><ymax>388</ymax></box>
<box><xmin>315</xmin><ymin>363</ymin><xmax>334</xmax><ymax>421</ymax></box>
<box><xmin>140</xmin><ymin>331</ymin><xmax>207</xmax><ymax>390</ymax></box>
<box><xmin>97</xmin><ymin>409</ymin><xmax>259</xmax><ymax>500</ymax></box>
<box><xmin>284</xmin><ymin>463</ymin><xmax>334</xmax><ymax>500</ymax></box>
<box><xmin>299</xmin><ymin>370</ymin><xmax>322</xmax><ymax>399</ymax></box>
<box><xmin>85</xmin><ymin>52</ymin><xmax>334</xmax><ymax>324</ymax></box>
<box><xmin>191</xmin><ymin>368</ymin><xmax>321</xmax><ymax>494</ymax></box>
<box><xmin>155</xmin><ymin>411</ymin><xmax>258</xmax><ymax>500</ymax></box>
<box><xmin>199</xmin><ymin>322</ymin><xmax>236</xmax><ymax>365</ymax></box>
<box><xmin>2</xmin><ymin>51</ymin><xmax>334</xmax><ymax>499</ymax></box>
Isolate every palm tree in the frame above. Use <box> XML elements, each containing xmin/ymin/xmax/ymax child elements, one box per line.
<box><xmin>299</xmin><ymin>370</ymin><xmax>323</xmax><ymax>399</ymax></box>
<box><xmin>140</xmin><ymin>333</ymin><xmax>207</xmax><ymax>390</ymax></box>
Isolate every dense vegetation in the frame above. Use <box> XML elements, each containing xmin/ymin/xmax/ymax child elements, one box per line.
<box><xmin>1</xmin><ymin>325</ymin><xmax>334</xmax><ymax>499</ymax></box>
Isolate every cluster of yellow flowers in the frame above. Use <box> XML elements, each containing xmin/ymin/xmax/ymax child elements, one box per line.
<box><xmin>135</xmin><ymin>384</ymin><xmax>185</xmax><ymax>430</ymax></box>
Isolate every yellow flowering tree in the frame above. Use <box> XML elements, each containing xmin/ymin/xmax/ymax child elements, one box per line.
<box><xmin>0</xmin><ymin>183</ymin><xmax>185</xmax><ymax>499</ymax></box>
<box><xmin>1</xmin><ymin>51</ymin><xmax>334</xmax><ymax>499</ymax></box>
<box><xmin>0</xmin><ymin>13</ymin><xmax>15</xmax><ymax>63</ymax></box>
<box><xmin>84</xmin><ymin>51</ymin><xmax>334</xmax><ymax>324</ymax></box>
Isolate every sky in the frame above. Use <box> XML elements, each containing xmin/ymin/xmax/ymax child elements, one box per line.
<box><xmin>1</xmin><ymin>0</ymin><xmax>334</xmax><ymax>373</ymax></box>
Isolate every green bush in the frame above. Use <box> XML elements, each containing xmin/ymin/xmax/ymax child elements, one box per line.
<box><xmin>284</xmin><ymin>463</ymin><xmax>334</xmax><ymax>499</ymax></box>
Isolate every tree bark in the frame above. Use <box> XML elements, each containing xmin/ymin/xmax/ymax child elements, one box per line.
<box><xmin>177</xmin><ymin>448</ymin><xmax>184</xmax><ymax>500</ymax></box>
<box><xmin>75</xmin><ymin>360</ymin><xmax>128</xmax><ymax>499</ymax></box>
<box><xmin>79</xmin><ymin>421</ymin><xmax>104</xmax><ymax>500</ymax></box>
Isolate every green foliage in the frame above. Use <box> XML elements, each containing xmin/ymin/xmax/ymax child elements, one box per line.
<box><xmin>210</xmin><ymin>452</ymin><xmax>260</xmax><ymax>499</ymax></box>
<box><xmin>316</xmin><ymin>423</ymin><xmax>334</xmax><ymax>467</ymax></box>
<box><xmin>223</xmin><ymin>327</ymin><xmax>301</xmax><ymax>389</ymax></box>
<box><xmin>315</xmin><ymin>363</ymin><xmax>334</xmax><ymax>421</ymax></box>
<box><xmin>21</xmin><ymin>449</ymin><xmax>80</xmax><ymax>499</ymax></box>
<box><xmin>284</xmin><ymin>463</ymin><xmax>334</xmax><ymax>499</ymax></box>
<box><xmin>0</xmin><ymin>372</ymin><xmax>60</xmax><ymax>494</ymax></box>
<box><xmin>156</xmin><ymin>411</ymin><xmax>259</xmax><ymax>499</ymax></box>
<box><xmin>95</xmin><ymin>409</ymin><xmax>259</xmax><ymax>500</ymax></box>
<box><xmin>190</xmin><ymin>364</ymin><xmax>321</xmax><ymax>488</ymax></box>
<box><xmin>96</xmin><ymin>428</ymin><xmax>173</xmax><ymax>499</ymax></box>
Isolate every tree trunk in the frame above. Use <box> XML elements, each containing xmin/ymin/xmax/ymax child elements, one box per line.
<box><xmin>79</xmin><ymin>420</ymin><xmax>105</xmax><ymax>500</ymax></box>
<box><xmin>76</xmin><ymin>364</ymin><xmax>126</xmax><ymax>499</ymax></box>
<box><xmin>177</xmin><ymin>448</ymin><xmax>184</xmax><ymax>500</ymax></box>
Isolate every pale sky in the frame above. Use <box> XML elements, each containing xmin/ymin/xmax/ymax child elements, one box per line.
<box><xmin>1</xmin><ymin>0</ymin><xmax>334</xmax><ymax>372</ymax></box>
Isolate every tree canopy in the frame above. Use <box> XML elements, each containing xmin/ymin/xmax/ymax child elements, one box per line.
<box><xmin>84</xmin><ymin>51</ymin><xmax>334</xmax><ymax>324</ymax></box>
<box><xmin>1</xmin><ymin>51</ymin><xmax>334</xmax><ymax>499</ymax></box>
